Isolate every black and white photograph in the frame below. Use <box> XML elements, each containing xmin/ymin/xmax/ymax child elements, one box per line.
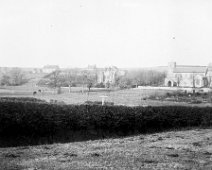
<box><xmin>0</xmin><ymin>0</ymin><xmax>212</xmax><ymax>169</ymax></box>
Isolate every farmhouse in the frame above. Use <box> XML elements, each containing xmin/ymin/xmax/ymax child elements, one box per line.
<box><xmin>165</xmin><ymin>62</ymin><xmax>212</xmax><ymax>88</ymax></box>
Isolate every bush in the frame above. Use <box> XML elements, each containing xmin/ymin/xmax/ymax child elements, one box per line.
<box><xmin>95</xmin><ymin>83</ymin><xmax>105</xmax><ymax>88</ymax></box>
<box><xmin>0</xmin><ymin>99</ymin><xmax>211</xmax><ymax>146</ymax></box>
<box><xmin>190</xmin><ymin>100</ymin><xmax>202</xmax><ymax>104</ymax></box>
<box><xmin>50</xmin><ymin>99</ymin><xmax>66</xmax><ymax>105</ymax></box>
<box><xmin>84</xmin><ymin>101</ymin><xmax>114</xmax><ymax>106</ymax></box>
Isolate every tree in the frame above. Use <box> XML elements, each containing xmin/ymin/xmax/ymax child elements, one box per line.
<box><xmin>120</xmin><ymin>70</ymin><xmax>166</xmax><ymax>87</ymax></box>
<box><xmin>45</xmin><ymin>70</ymin><xmax>61</xmax><ymax>93</ymax></box>
<box><xmin>0</xmin><ymin>75</ymin><xmax>10</xmax><ymax>85</ymax></box>
<box><xmin>81</xmin><ymin>70</ymin><xmax>96</xmax><ymax>92</ymax></box>
<box><xmin>0</xmin><ymin>68</ymin><xmax>27</xmax><ymax>86</ymax></box>
<box><xmin>133</xmin><ymin>78</ymin><xmax>140</xmax><ymax>88</ymax></box>
<box><xmin>191</xmin><ymin>73</ymin><xmax>198</xmax><ymax>95</ymax></box>
<box><xmin>10</xmin><ymin>68</ymin><xmax>26</xmax><ymax>85</ymax></box>
<box><xmin>106</xmin><ymin>81</ymin><xmax>110</xmax><ymax>89</ymax></box>
<box><xmin>114</xmin><ymin>75</ymin><xmax>131</xmax><ymax>89</ymax></box>
<box><xmin>66</xmin><ymin>70</ymin><xmax>75</xmax><ymax>93</ymax></box>
<box><xmin>87</xmin><ymin>81</ymin><xmax>92</xmax><ymax>92</ymax></box>
<box><xmin>86</xmin><ymin>80</ymin><xmax>93</xmax><ymax>101</ymax></box>
<box><xmin>81</xmin><ymin>71</ymin><xmax>88</xmax><ymax>93</ymax></box>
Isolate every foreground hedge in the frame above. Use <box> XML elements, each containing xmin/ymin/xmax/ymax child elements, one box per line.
<box><xmin>0</xmin><ymin>97</ymin><xmax>46</xmax><ymax>103</ymax></box>
<box><xmin>0</xmin><ymin>100</ymin><xmax>212</xmax><ymax>146</ymax></box>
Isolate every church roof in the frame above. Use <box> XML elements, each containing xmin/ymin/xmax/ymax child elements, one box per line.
<box><xmin>207</xmin><ymin>67</ymin><xmax>212</xmax><ymax>71</ymax></box>
<box><xmin>173</xmin><ymin>65</ymin><xmax>206</xmax><ymax>73</ymax></box>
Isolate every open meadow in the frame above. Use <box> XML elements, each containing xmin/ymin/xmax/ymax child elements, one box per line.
<box><xmin>1</xmin><ymin>84</ymin><xmax>212</xmax><ymax>107</ymax></box>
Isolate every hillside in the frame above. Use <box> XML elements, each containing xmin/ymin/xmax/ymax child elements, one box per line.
<box><xmin>1</xmin><ymin>128</ymin><xmax>212</xmax><ymax>170</ymax></box>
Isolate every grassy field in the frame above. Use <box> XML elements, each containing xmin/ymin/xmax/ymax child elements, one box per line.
<box><xmin>2</xmin><ymin>74</ymin><xmax>212</xmax><ymax>106</ymax></box>
<box><xmin>1</xmin><ymin>128</ymin><xmax>212</xmax><ymax>170</ymax></box>
<box><xmin>1</xmin><ymin>84</ymin><xmax>212</xmax><ymax>107</ymax></box>
<box><xmin>1</xmin><ymin>81</ymin><xmax>212</xmax><ymax>169</ymax></box>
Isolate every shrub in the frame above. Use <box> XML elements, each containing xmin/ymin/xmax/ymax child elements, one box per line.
<box><xmin>95</xmin><ymin>83</ymin><xmax>105</xmax><ymax>88</ymax></box>
<box><xmin>84</xmin><ymin>101</ymin><xmax>114</xmax><ymax>106</ymax></box>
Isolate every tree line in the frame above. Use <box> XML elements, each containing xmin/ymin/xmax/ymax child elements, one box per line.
<box><xmin>0</xmin><ymin>68</ymin><xmax>28</xmax><ymax>86</ymax></box>
<box><xmin>38</xmin><ymin>69</ymin><xmax>167</xmax><ymax>89</ymax></box>
<box><xmin>115</xmin><ymin>70</ymin><xmax>166</xmax><ymax>88</ymax></box>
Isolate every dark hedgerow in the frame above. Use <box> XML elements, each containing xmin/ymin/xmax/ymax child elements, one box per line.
<box><xmin>0</xmin><ymin>97</ymin><xmax>47</xmax><ymax>103</ymax></box>
<box><xmin>0</xmin><ymin>99</ymin><xmax>212</xmax><ymax>147</ymax></box>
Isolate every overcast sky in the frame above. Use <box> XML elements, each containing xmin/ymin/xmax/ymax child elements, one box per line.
<box><xmin>0</xmin><ymin>0</ymin><xmax>212</xmax><ymax>68</ymax></box>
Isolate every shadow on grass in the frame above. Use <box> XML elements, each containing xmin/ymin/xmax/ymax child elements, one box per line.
<box><xmin>0</xmin><ymin>126</ymin><xmax>207</xmax><ymax>148</ymax></box>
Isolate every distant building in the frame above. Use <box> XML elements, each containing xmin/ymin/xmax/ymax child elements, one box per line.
<box><xmin>97</xmin><ymin>66</ymin><xmax>126</xmax><ymax>84</ymax></box>
<box><xmin>87</xmin><ymin>65</ymin><xmax>97</xmax><ymax>70</ymax></box>
<box><xmin>31</xmin><ymin>68</ymin><xmax>43</xmax><ymax>74</ymax></box>
<box><xmin>165</xmin><ymin>62</ymin><xmax>212</xmax><ymax>88</ymax></box>
<box><xmin>42</xmin><ymin>65</ymin><xmax>60</xmax><ymax>73</ymax></box>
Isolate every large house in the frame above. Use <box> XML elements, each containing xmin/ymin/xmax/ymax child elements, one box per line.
<box><xmin>84</xmin><ymin>65</ymin><xmax>126</xmax><ymax>85</ymax></box>
<box><xmin>97</xmin><ymin>66</ymin><xmax>126</xmax><ymax>84</ymax></box>
<box><xmin>165</xmin><ymin>62</ymin><xmax>212</xmax><ymax>88</ymax></box>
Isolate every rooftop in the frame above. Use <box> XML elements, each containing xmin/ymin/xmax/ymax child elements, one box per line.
<box><xmin>173</xmin><ymin>65</ymin><xmax>206</xmax><ymax>73</ymax></box>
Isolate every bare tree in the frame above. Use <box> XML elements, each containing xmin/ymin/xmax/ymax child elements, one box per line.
<box><xmin>86</xmin><ymin>80</ymin><xmax>93</xmax><ymax>101</ymax></box>
<box><xmin>81</xmin><ymin>70</ymin><xmax>88</xmax><ymax>94</ymax></box>
<box><xmin>191</xmin><ymin>73</ymin><xmax>197</xmax><ymax>95</ymax></box>
<box><xmin>47</xmin><ymin>70</ymin><xmax>61</xmax><ymax>94</ymax></box>
<box><xmin>9</xmin><ymin>68</ymin><xmax>26</xmax><ymax>85</ymax></box>
<box><xmin>106</xmin><ymin>81</ymin><xmax>110</xmax><ymax>89</ymax></box>
<box><xmin>66</xmin><ymin>70</ymin><xmax>73</xmax><ymax>93</ymax></box>
<box><xmin>0</xmin><ymin>74</ymin><xmax>10</xmax><ymax>85</ymax></box>
<box><xmin>87</xmin><ymin>81</ymin><xmax>92</xmax><ymax>92</ymax></box>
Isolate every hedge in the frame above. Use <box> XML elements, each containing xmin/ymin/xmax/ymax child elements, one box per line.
<box><xmin>0</xmin><ymin>97</ymin><xmax>47</xmax><ymax>103</ymax></box>
<box><xmin>0</xmin><ymin>99</ymin><xmax>212</xmax><ymax>146</ymax></box>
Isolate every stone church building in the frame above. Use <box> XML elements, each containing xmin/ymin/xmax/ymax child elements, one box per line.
<box><xmin>165</xmin><ymin>62</ymin><xmax>212</xmax><ymax>88</ymax></box>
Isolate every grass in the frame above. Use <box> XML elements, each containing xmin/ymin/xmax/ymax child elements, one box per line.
<box><xmin>0</xmin><ymin>74</ymin><xmax>206</xmax><ymax>106</ymax></box>
<box><xmin>1</xmin><ymin>128</ymin><xmax>212</xmax><ymax>169</ymax></box>
<box><xmin>1</xmin><ymin>74</ymin><xmax>212</xmax><ymax>107</ymax></box>
<box><xmin>1</xmin><ymin>82</ymin><xmax>212</xmax><ymax>169</ymax></box>
<box><xmin>1</xmin><ymin>84</ymin><xmax>212</xmax><ymax>107</ymax></box>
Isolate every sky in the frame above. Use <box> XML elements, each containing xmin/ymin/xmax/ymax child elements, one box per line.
<box><xmin>0</xmin><ymin>0</ymin><xmax>212</xmax><ymax>68</ymax></box>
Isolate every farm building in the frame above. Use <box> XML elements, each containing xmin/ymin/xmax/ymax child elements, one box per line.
<box><xmin>165</xmin><ymin>62</ymin><xmax>212</xmax><ymax>88</ymax></box>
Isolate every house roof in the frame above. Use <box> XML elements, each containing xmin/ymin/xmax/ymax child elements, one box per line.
<box><xmin>173</xmin><ymin>65</ymin><xmax>206</xmax><ymax>73</ymax></box>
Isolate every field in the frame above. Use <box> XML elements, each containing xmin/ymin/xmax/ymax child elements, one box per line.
<box><xmin>1</xmin><ymin>128</ymin><xmax>212</xmax><ymax>170</ymax></box>
<box><xmin>1</xmin><ymin>81</ymin><xmax>212</xmax><ymax>169</ymax></box>
<box><xmin>1</xmin><ymin>84</ymin><xmax>212</xmax><ymax>107</ymax></box>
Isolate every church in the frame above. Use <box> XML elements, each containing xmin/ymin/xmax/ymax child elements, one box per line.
<box><xmin>165</xmin><ymin>62</ymin><xmax>212</xmax><ymax>88</ymax></box>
